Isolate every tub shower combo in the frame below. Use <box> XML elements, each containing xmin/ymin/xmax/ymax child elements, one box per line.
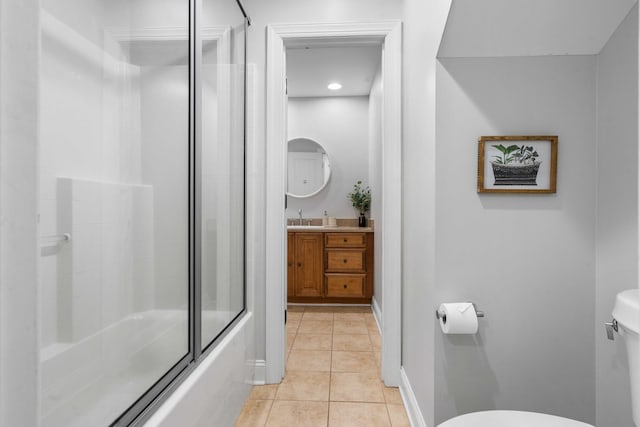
<box><xmin>37</xmin><ymin>1</ymin><xmax>249</xmax><ymax>425</ymax></box>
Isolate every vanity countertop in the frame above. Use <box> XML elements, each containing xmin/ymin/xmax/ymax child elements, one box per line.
<box><xmin>287</xmin><ymin>225</ymin><xmax>374</xmax><ymax>233</ymax></box>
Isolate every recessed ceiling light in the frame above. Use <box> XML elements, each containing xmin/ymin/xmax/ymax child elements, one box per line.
<box><xmin>327</xmin><ymin>82</ymin><xmax>342</xmax><ymax>91</ymax></box>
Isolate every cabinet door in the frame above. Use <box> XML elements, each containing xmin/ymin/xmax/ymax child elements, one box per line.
<box><xmin>287</xmin><ymin>232</ymin><xmax>295</xmax><ymax>297</ymax></box>
<box><xmin>294</xmin><ymin>233</ymin><xmax>324</xmax><ymax>297</ymax></box>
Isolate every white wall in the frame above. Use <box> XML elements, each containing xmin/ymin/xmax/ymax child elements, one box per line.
<box><xmin>0</xmin><ymin>0</ymin><xmax>40</xmax><ymax>425</ymax></box>
<box><xmin>435</xmin><ymin>55</ymin><xmax>597</xmax><ymax>424</ymax></box>
<box><xmin>286</xmin><ymin>96</ymin><xmax>371</xmax><ymax>218</ymax></box>
<box><xmin>596</xmin><ymin>5</ymin><xmax>638</xmax><ymax>427</ymax></box>
<box><xmin>368</xmin><ymin>71</ymin><xmax>383</xmax><ymax>310</ymax></box>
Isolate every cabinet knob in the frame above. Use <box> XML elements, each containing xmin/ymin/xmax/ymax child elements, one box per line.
<box><xmin>343</xmin><ymin>238</ymin><xmax>347</xmax><ymax>242</ymax></box>
<box><xmin>343</xmin><ymin>284</ymin><xmax>347</xmax><ymax>289</ymax></box>
<box><xmin>288</xmin><ymin>262</ymin><xmax>292</xmax><ymax>267</ymax></box>
<box><xmin>297</xmin><ymin>263</ymin><xmax>302</xmax><ymax>267</ymax></box>
<box><xmin>343</xmin><ymin>259</ymin><xmax>347</xmax><ymax>263</ymax></box>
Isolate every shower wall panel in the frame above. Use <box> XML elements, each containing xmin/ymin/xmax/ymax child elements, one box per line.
<box><xmin>55</xmin><ymin>177</ymin><xmax>154</xmax><ymax>342</ymax></box>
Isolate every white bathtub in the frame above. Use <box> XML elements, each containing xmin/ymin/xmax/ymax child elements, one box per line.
<box><xmin>40</xmin><ymin>309</ymin><xmax>244</xmax><ymax>427</ymax></box>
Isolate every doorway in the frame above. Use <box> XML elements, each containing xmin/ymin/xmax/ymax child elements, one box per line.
<box><xmin>264</xmin><ymin>21</ymin><xmax>402</xmax><ymax>387</ymax></box>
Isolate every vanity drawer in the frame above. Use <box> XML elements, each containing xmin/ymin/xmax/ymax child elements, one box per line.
<box><xmin>325</xmin><ymin>233</ymin><xmax>366</xmax><ymax>248</ymax></box>
<box><xmin>326</xmin><ymin>275</ymin><xmax>365</xmax><ymax>297</ymax></box>
<box><xmin>326</xmin><ymin>250</ymin><xmax>365</xmax><ymax>272</ymax></box>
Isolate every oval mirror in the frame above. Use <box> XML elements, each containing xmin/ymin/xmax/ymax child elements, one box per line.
<box><xmin>287</xmin><ymin>137</ymin><xmax>331</xmax><ymax>198</ymax></box>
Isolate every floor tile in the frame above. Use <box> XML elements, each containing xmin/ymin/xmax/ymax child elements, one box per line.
<box><xmin>334</xmin><ymin>312</ymin><xmax>365</xmax><ymax>322</ymax></box>
<box><xmin>288</xmin><ymin>312</ymin><xmax>304</xmax><ymax>322</ymax></box>
<box><xmin>292</xmin><ymin>333</ymin><xmax>332</xmax><ymax>351</ymax></box>
<box><xmin>333</xmin><ymin>319</ymin><xmax>368</xmax><ymax>335</ymax></box>
<box><xmin>287</xmin><ymin>350</ymin><xmax>332</xmax><ymax>372</ymax></box>
<box><xmin>304</xmin><ymin>305</ymin><xmax>336</xmax><ymax>313</ymax></box>
<box><xmin>333</xmin><ymin>334</ymin><xmax>371</xmax><ymax>352</ymax></box>
<box><xmin>374</xmin><ymin>351</ymin><xmax>382</xmax><ymax>370</ymax></box>
<box><xmin>382</xmin><ymin>387</ymin><xmax>403</xmax><ymax>405</ymax></box>
<box><xmin>303</xmin><ymin>311</ymin><xmax>334</xmax><ymax>321</ymax></box>
<box><xmin>330</xmin><ymin>372</ymin><xmax>385</xmax><ymax>403</ymax></box>
<box><xmin>364</xmin><ymin>312</ymin><xmax>376</xmax><ymax>322</ymax></box>
<box><xmin>331</xmin><ymin>351</ymin><xmax>377</xmax><ymax>373</ymax></box>
<box><xmin>286</xmin><ymin>319</ymin><xmax>300</xmax><ymax>334</ymax></box>
<box><xmin>248</xmin><ymin>384</ymin><xmax>279</xmax><ymax>400</ymax></box>
<box><xmin>275</xmin><ymin>371</ymin><xmax>330</xmax><ymax>401</ymax></box>
<box><xmin>387</xmin><ymin>404</ymin><xmax>411</xmax><ymax>427</ymax></box>
<box><xmin>298</xmin><ymin>319</ymin><xmax>333</xmax><ymax>334</ymax></box>
<box><xmin>328</xmin><ymin>402</ymin><xmax>390</xmax><ymax>427</ymax></box>
<box><xmin>266</xmin><ymin>400</ymin><xmax>328</xmax><ymax>427</ymax></box>
<box><xmin>235</xmin><ymin>399</ymin><xmax>273</xmax><ymax>427</ymax></box>
<box><xmin>286</xmin><ymin>333</ymin><xmax>296</xmax><ymax>352</ymax></box>
<box><xmin>236</xmin><ymin>304</ymin><xmax>410</xmax><ymax>427</ymax></box>
<box><xmin>369</xmin><ymin>333</ymin><xmax>382</xmax><ymax>350</ymax></box>
<box><xmin>331</xmin><ymin>305</ymin><xmax>371</xmax><ymax>313</ymax></box>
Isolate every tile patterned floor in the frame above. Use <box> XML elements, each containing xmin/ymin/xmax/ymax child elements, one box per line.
<box><xmin>235</xmin><ymin>305</ymin><xmax>410</xmax><ymax>426</ymax></box>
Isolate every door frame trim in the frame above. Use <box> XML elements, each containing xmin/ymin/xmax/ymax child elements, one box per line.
<box><xmin>265</xmin><ymin>20</ymin><xmax>402</xmax><ymax>386</ymax></box>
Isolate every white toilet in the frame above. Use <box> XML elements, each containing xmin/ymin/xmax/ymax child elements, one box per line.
<box><xmin>439</xmin><ymin>410</ymin><xmax>592</xmax><ymax>427</ymax></box>
<box><xmin>612</xmin><ymin>289</ymin><xmax>639</xmax><ymax>426</ymax></box>
<box><xmin>440</xmin><ymin>289</ymin><xmax>639</xmax><ymax>427</ymax></box>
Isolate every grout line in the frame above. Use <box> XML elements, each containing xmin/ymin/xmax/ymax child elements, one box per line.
<box><xmin>384</xmin><ymin>401</ymin><xmax>393</xmax><ymax>427</ymax></box>
<box><xmin>262</xmin><ymin>399</ymin><xmax>275</xmax><ymax>427</ymax></box>
<box><xmin>327</xmin><ymin>309</ymin><xmax>335</xmax><ymax>426</ymax></box>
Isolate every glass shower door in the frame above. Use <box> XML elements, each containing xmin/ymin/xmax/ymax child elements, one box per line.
<box><xmin>38</xmin><ymin>1</ymin><xmax>190</xmax><ymax>425</ymax></box>
<box><xmin>200</xmin><ymin>0</ymin><xmax>247</xmax><ymax>351</ymax></box>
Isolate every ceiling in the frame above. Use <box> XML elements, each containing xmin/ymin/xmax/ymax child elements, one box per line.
<box><xmin>438</xmin><ymin>0</ymin><xmax>637</xmax><ymax>57</ymax></box>
<box><xmin>286</xmin><ymin>45</ymin><xmax>382</xmax><ymax>98</ymax></box>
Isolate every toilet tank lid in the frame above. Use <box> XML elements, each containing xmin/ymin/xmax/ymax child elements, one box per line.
<box><xmin>613</xmin><ymin>289</ymin><xmax>639</xmax><ymax>334</ymax></box>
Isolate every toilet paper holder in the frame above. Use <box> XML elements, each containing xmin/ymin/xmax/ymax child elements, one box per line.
<box><xmin>435</xmin><ymin>303</ymin><xmax>485</xmax><ymax>321</ymax></box>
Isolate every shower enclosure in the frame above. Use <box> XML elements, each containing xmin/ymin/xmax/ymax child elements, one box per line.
<box><xmin>37</xmin><ymin>0</ymin><xmax>248</xmax><ymax>425</ymax></box>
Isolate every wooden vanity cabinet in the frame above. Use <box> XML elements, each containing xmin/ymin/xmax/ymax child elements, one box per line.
<box><xmin>288</xmin><ymin>230</ymin><xmax>373</xmax><ymax>304</ymax></box>
<box><xmin>289</xmin><ymin>233</ymin><xmax>324</xmax><ymax>298</ymax></box>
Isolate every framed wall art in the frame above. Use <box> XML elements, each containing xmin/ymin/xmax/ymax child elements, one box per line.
<box><xmin>477</xmin><ymin>135</ymin><xmax>558</xmax><ymax>194</ymax></box>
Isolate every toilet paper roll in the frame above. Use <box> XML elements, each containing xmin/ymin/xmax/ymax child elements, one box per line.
<box><xmin>439</xmin><ymin>302</ymin><xmax>478</xmax><ymax>334</ymax></box>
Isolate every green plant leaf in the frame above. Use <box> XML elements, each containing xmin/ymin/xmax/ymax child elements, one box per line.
<box><xmin>505</xmin><ymin>144</ymin><xmax>520</xmax><ymax>153</ymax></box>
<box><xmin>492</xmin><ymin>144</ymin><xmax>507</xmax><ymax>154</ymax></box>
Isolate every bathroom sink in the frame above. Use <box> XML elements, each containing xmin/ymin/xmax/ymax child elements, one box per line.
<box><xmin>287</xmin><ymin>225</ymin><xmax>326</xmax><ymax>230</ymax></box>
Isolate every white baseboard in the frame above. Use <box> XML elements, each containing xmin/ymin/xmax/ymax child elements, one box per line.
<box><xmin>371</xmin><ymin>297</ymin><xmax>382</xmax><ymax>335</ymax></box>
<box><xmin>400</xmin><ymin>367</ymin><xmax>427</xmax><ymax>427</ymax></box>
<box><xmin>251</xmin><ymin>360</ymin><xmax>266</xmax><ymax>385</ymax></box>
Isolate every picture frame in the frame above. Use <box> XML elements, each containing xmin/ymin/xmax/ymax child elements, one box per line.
<box><xmin>477</xmin><ymin>135</ymin><xmax>558</xmax><ymax>194</ymax></box>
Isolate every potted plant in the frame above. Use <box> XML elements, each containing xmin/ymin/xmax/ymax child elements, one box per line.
<box><xmin>491</xmin><ymin>144</ymin><xmax>541</xmax><ymax>185</ymax></box>
<box><xmin>347</xmin><ymin>180</ymin><xmax>371</xmax><ymax>227</ymax></box>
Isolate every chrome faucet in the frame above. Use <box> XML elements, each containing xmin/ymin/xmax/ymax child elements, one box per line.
<box><xmin>298</xmin><ymin>209</ymin><xmax>303</xmax><ymax>225</ymax></box>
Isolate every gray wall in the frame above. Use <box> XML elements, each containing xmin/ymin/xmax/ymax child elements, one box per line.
<box><xmin>368</xmin><ymin>71</ymin><xmax>383</xmax><ymax>311</ymax></box>
<box><xmin>434</xmin><ymin>55</ymin><xmax>597</xmax><ymax>424</ymax></box>
<box><xmin>596</xmin><ymin>5</ymin><xmax>638</xmax><ymax>427</ymax></box>
<box><xmin>286</xmin><ymin>96</ymin><xmax>371</xmax><ymax>219</ymax></box>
